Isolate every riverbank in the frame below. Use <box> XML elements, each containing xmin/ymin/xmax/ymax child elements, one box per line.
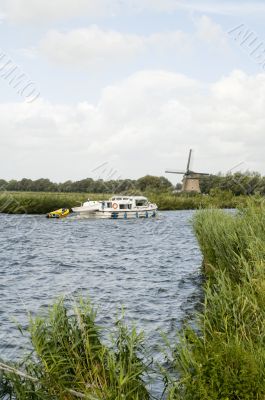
<box><xmin>0</xmin><ymin>191</ymin><xmax>251</xmax><ymax>214</ymax></box>
<box><xmin>0</xmin><ymin>192</ymin><xmax>107</xmax><ymax>214</ymax></box>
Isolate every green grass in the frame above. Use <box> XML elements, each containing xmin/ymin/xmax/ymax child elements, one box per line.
<box><xmin>0</xmin><ymin>192</ymin><xmax>109</xmax><ymax>214</ymax></box>
<box><xmin>167</xmin><ymin>198</ymin><xmax>265</xmax><ymax>399</ymax></box>
<box><xmin>0</xmin><ymin>298</ymin><xmax>150</xmax><ymax>400</ymax></box>
<box><xmin>0</xmin><ymin>191</ymin><xmax>250</xmax><ymax>214</ymax></box>
<box><xmin>147</xmin><ymin>192</ymin><xmax>248</xmax><ymax>211</ymax></box>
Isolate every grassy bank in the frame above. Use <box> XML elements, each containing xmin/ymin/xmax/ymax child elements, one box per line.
<box><xmin>0</xmin><ymin>192</ymin><xmax>108</xmax><ymax>214</ymax></box>
<box><xmin>0</xmin><ymin>191</ymin><xmax>250</xmax><ymax>214</ymax></box>
<box><xmin>148</xmin><ymin>192</ymin><xmax>248</xmax><ymax>210</ymax></box>
<box><xmin>168</xmin><ymin>199</ymin><xmax>265</xmax><ymax>399</ymax></box>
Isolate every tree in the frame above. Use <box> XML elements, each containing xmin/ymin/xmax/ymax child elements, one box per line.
<box><xmin>136</xmin><ymin>175</ymin><xmax>173</xmax><ymax>192</ymax></box>
<box><xmin>33</xmin><ymin>179</ymin><xmax>57</xmax><ymax>192</ymax></box>
<box><xmin>0</xmin><ymin>179</ymin><xmax>7</xmax><ymax>190</ymax></box>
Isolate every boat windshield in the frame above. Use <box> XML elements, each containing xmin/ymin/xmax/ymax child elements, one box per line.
<box><xmin>135</xmin><ymin>199</ymin><xmax>148</xmax><ymax>206</ymax></box>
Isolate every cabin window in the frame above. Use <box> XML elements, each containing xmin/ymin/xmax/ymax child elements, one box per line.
<box><xmin>107</xmin><ymin>202</ymin><xmax>112</xmax><ymax>208</ymax></box>
<box><xmin>135</xmin><ymin>199</ymin><xmax>147</xmax><ymax>207</ymax></box>
<box><xmin>135</xmin><ymin>200</ymin><xmax>147</xmax><ymax>206</ymax></box>
<box><xmin>120</xmin><ymin>204</ymin><xmax>130</xmax><ymax>209</ymax></box>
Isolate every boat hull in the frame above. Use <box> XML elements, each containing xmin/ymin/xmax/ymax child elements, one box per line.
<box><xmin>75</xmin><ymin>209</ymin><xmax>157</xmax><ymax>219</ymax></box>
<box><xmin>71</xmin><ymin>206</ymin><xmax>100</xmax><ymax>213</ymax></box>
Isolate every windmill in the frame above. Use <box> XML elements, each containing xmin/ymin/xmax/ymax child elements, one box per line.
<box><xmin>165</xmin><ymin>149</ymin><xmax>209</xmax><ymax>193</ymax></box>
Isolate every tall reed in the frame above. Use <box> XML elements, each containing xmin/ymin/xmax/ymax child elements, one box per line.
<box><xmin>0</xmin><ymin>192</ymin><xmax>107</xmax><ymax>214</ymax></box>
<box><xmin>168</xmin><ymin>199</ymin><xmax>265</xmax><ymax>399</ymax></box>
<box><xmin>0</xmin><ymin>298</ymin><xmax>150</xmax><ymax>400</ymax></box>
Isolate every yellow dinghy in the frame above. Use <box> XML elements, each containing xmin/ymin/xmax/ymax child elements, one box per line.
<box><xmin>47</xmin><ymin>208</ymin><xmax>70</xmax><ymax>219</ymax></box>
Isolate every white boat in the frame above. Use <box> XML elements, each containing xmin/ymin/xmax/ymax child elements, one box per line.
<box><xmin>72</xmin><ymin>196</ymin><xmax>158</xmax><ymax>219</ymax></box>
<box><xmin>72</xmin><ymin>200</ymin><xmax>101</xmax><ymax>214</ymax></box>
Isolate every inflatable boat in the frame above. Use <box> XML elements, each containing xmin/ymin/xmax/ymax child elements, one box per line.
<box><xmin>47</xmin><ymin>208</ymin><xmax>70</xmax><ymax>219</ymax></box>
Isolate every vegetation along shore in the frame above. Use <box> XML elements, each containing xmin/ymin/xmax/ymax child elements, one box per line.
<box><xmin>1</xmin><ymin>199</ymin><xmax>264</xmax><ymax>398</ymax></box>
<box><xmin>0</xmin><ymin>172</ymin><xmax>263</xmax><ymax>214</ymax></box>
<box><xmin>167</xmin><ymin>199</ymin><xmax>265</xmax><ymax>399</ymax></box>
<box><xmin>0</xmin><ymin>190</ymin><xmax>251</xmax><ymax>214</ymax></box>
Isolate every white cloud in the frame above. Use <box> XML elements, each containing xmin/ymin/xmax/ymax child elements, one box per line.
<box><xmin>0</xmin><ymin>0</ymin><xmax>161</xmax><ymax>22</ymax></box>
<box><xmin>1</xmin><ymin>0</ymin><xmax>110</xmax><ymax>22</ymax></box>
<box><xmin>1</xmin><ymin>0</ymin><xmax>265</xmax><ymax>22</ymax></box>
<box><xmin>195</xmin><ymin>15</ymin><xmax>228</xmax><ymax>48</ymax></box>
<box><xmin>39</xmin><ymin>26</ymin><xmax>190</xmax><ymax>68</ymax></box>
<box><xmin>0</xmin><ymin>70</ymin><xmax>264</xmax><ymax>181</ymax></box>
<box><xmin>177</xmin><ymin>1</ymin><xmax>265</xmax><ymax>16</ymax></box>
<box><xmin>39</xmin><ymin>17</ymin><xmax>226</xmax><ymax>69</ymax></box>
<box><xmin>40</xmin><ymin>27</ymin><xmax>145</xmax><ymax>68</ymax></box>
<box><xmin>0</xmin><ymin>0</ymin><xmax>182</xmax><ymax>22</ymax></box>
<box><xmin>126</xmin><ymin>0</ymin><xmax>182</xmax><ymax>13</ymax></box>
<box><xmin>146</xmin><ymin>30</ymin><xmax>191</xmax><ymax>50</ymax></box>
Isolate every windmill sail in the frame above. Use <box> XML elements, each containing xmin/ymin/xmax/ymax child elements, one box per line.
<box><xmin>165</xmin><ymin>170</ymin><xmax>186</xmax><ymax>174</ymax></box>
<box><xmin>186</xmin><ymin>149</ymin><xmax>192</xmax><ymax>172</ymax></box>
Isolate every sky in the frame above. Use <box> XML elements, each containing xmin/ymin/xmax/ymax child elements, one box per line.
<box><xmin>0</xmin><ymin>0</ymin><xmax>265</xmax><ymax>184</ymax></box>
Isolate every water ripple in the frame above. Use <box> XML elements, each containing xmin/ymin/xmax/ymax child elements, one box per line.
<box><xmin>0</xmin><ymin>210</ymin><xmax>202</xmax><ymax>395</ymax></box>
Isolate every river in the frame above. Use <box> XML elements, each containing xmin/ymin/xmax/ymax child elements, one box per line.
<box><xmin>0</xmin><ymin>211</ymin><xmax>202</xmax><ymax>396</ymax></box>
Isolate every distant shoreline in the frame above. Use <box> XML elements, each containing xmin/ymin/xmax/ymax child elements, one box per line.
<box><xmin>0</xmin><ymin>191</ymin><xmax>252</xmax><ymax>214</ymax></box>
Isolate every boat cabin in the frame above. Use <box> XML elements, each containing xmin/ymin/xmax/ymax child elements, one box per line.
<box><xmin>101</xmin><ymin>196</ymin><xmax>149</xmax><ymax>210</ymax></box>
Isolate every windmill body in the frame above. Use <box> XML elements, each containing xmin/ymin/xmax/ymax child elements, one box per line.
<box><xmin>165</xmin><ymin>150</ymin><xmax>209</xmax><ymax>193</ymax></box>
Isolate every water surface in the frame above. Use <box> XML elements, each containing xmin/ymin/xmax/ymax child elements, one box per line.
<box><xmin>0</xmin><ymin>211</ymin><xmax>202</xmax><ymax>395</ymax></box>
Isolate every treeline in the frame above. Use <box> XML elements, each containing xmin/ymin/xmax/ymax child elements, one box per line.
<box><xmin>0</xmin><ymin>171</ymin><xmax>265</xmax><ymax>195</ymax></box>
<box><xmin>200</xmin><ymin>171</ymin><xmax>265</xmax><ymax>195</ymax></box>
<box><xmin>0</xmin><ymin>175</ymin><xmax>173</xmax><ymax>193</ymax></box>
